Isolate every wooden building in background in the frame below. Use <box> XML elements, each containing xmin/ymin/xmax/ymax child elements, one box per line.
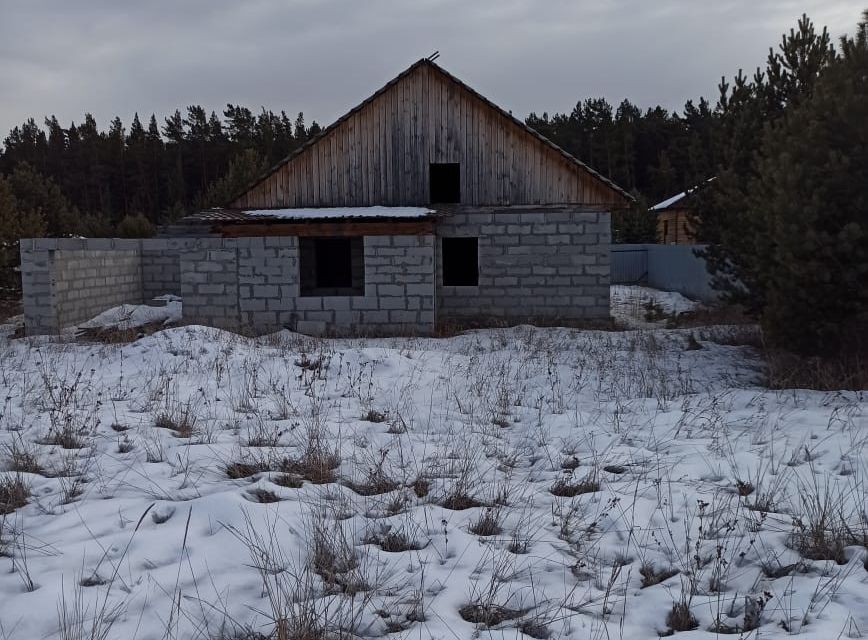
<box><xmin>650</xmin><ymin>178</ymin><xmax>714</xmax><ymax>244</ymax></box>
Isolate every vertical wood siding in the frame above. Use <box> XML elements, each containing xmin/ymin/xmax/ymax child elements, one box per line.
<box><xmin>233</xmin><ymin>64</ymin><xmax>621</xmax><ymax>209</ymax></box>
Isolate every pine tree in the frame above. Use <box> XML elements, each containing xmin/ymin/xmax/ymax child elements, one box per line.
<box><xmin>0</xmin><ymin>175</ymin><xmax>46</xmax><ymax>291</ymax></box>
<box><xmin>696</xmin><ymin>14</ymin><xmax>836</xmax><ymax>314</ymax></box>
<box><xmin>6</xmin><ymin>162</ymin><xmax>77</xmax><ymax>235</ymax></box>
<box><xmin>116</xmin><ymin>213</ymin><xmax>155</xmax><ymax>238</ymax></box>
<box><xmin>202</xmin><ymin>148</ymin><xmax>266</xmax><ymax>208</ymax></box>
<box><xmin>752</xmin><ymin>11</ymin><xmax>868</xmax><ymax>354</ymax></box>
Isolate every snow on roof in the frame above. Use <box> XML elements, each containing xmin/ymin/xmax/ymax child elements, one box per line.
<box><xmin>650</xmin><ymin>191</ymin><xmax>688</xmax><ymax>211</ymax></box>
<box><xmin>243</xmin><ymin>206</ymin><xmax>434</xmax><ymax>220</ymax></box>
<box><xmin>650</xmin><ymin>177</ymin><xmax>717</xmax><ymax>212</ymax></box>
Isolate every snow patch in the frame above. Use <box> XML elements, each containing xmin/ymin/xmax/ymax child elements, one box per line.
<box><xmin>243</xmin><ymin>206</ymin><xmax>434</xmax><ymax>220</ymax></box>
<box><xmin>75</xmin><ymin>300</ymin><xmax>182</xmax><ymax>331</ymax></box>
<box><xmin>611</xmin><ymin>284</ymin><xmax>700</xmax><ymax>327</ymax></box>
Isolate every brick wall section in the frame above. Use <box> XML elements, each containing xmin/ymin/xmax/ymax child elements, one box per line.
<box><xmin>21</xmin><ymin>209</ymin><xmax>610</xmax><ymax>335</ymax></box>
<box><xmin>178</xmin><ymin>235</ymin><xmax>436</xmax><ymax>335</ymax></box>
<box><xmin>20</xmin><ymin>238</ymin><xmax>144</xmax><ymax>334</ymax></box>
<box><xmin>141</xmin><ymin>238</ymin><xmax>201</xmax><ymax>299</ymax></box>
<box><xmin>179</xmin><ymin>240</ymin><xmax>242</xmax><ymax>330</ymax></box>
<box><xmin>20</xmin><ymin>241</ymin><xmax>60</xmax><ymax>335</ymax></box>
<box><xmin>436</xmin><ymin>208</ymin><xmax>611</xmax><ymax>321</ymax></box>
<box><xmin>53</xmin><ymin>249</ymin><xmax>143</xmax><ymax>328</ymax></box>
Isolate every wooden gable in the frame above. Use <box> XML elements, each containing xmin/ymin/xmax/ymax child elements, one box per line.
<box><xmin>232</xmin><ymin>60</ymin><xmax>631</xmax><ymax>209</ymax></box>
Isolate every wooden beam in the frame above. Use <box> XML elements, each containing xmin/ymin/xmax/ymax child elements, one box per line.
<box><xmin>216</xmin><ymin>220</ymin><xmax>435</xmax><ymax>237</ymax></box>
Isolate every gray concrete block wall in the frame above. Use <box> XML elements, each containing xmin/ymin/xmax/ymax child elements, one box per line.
<box><xmin>53</xmin><ymin>249</ymin><xmax>143</xmax><ymax>328</ymax></box>
<box><xmin>179</xmin><ymin>235</ymin><xmax>436</xmax><ymax>335</ymax></box>
<box><xmin>21</xmin><ymin>208</ymin><xmax>611</xmax><ymax>336</ymax></box>
<box><xmin>20</xmin><ymin>238</ymin><xmax>145</xmax><ymax>334</ymax></box>
<box><xmin>179</xmin><ymin>239</ymin><xmax>241</xmax><ymax>330</ymax></box>
<box><xmin>142</xmin><ymin>237</ymin><xmax>201</xmax><ymax>299</ymax></box>
<box><xmin>20</xmin><ymin>241</ymin><xmax>60</xmax><ymax>335</ymax></box>
<box><xmin>436</xmin><ymin>208</ymin><xmax>611</xmax><ymax>322</ymax></box>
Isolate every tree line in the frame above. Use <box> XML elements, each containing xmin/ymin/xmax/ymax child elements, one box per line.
<box><xmin>0</xmin><ymin>107</ymin><xmax>322</xmax><ymax>235</ymax></box>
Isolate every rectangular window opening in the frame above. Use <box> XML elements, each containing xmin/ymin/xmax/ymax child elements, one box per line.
<box><xmin>442</xmin><ymin>237</ymin><xmax>478</xmax><ymax>286</ymax></box>
<box><xmin>429</xmin><ymin>163</ymin><xmax>461</xmax><ymax>204</ymax></box>
<box><xmin>300</xmin><ymin>237</ymin><xmax>365</xmax><ymax>296</ymax></box>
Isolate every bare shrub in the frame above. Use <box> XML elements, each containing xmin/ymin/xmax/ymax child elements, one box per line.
<box><xmin>247</xmin><ymin>488</ymin><xmax>281</xmax><ymax>503</ymax></box>
<box><xmin>0</xmin><ymin>474</ymin><xmax>29</xmax><ymax>514</ymax></box>
<box><xmin>459</xmin><ymin>550</ymin><xmax>524</xmax><ymax>629</ymax></box>
<box><xmin>283</xmin><ymin>403</ymin><xmax>341</xmax><ymax>484</ymax></box>
<box><xmin>153</xmin><ymin>400</ymin><xmax>197</xmax><ymax>439</ymax></box>
<box><xmin>364</xmin><ymin>521</ymin><xmax>425</xmax><ymax>553</ymax></box>
<box><xmin>639</xmin><ymin>563</ymin><xmax>678</xmax><ymax>588</ymax></box>
<box><xmin>469</xmin><ymin>507</ymin><xmax>502</xmax><ymax>537</ymax></box>
<box><xmin>226</xmin><ymin>460</ymin><xmax>270</xmax><ymax>480</ymax></box>
<box><xmin>225</xmin><ymin>510</ymin><xmax>373</xmax><ymax>639</ymax></box>
<box><xmin>3</xmin><ymin>436</ymin><xmax>42</xmax><ymax>474</ymax></box>
<box><xmin>550</xmin><ymin>470</ymin><xmax>599</xmax><ymax>498</ymax></box>
<box><xmin>440</xmin><ymin>453</ymin><xmax>486</xmax><ymax>510</ymax></box>
<box><xmin>309</xmin><ymin>516</ymin><xmax>368</xmax><ymax>595</ymax></box>
<box><xmin>362</xmin><ymin>408</ymin><xmax>387</xmax><ymax>423</ymax></box>
<box><xmin>411</xmin><ymin>477</ymin><xmax>430</xmax><ymax>498</ymax></box>
<box><xmin>788</xmin><ymin>472</ymin><xmax>858</xmax><ymax>564</ymax></box>
<box><xmin>116</xmin><ymin>435</ymin><xmax>134</xmax><ymax>454</ymax></box>
<box><xmin>765</xmin><ymin>349</ymin><xmax>868</xmax><ymax>391</ymax></box>
<box><xmin>734</xmin><ymin>479</ymin><xmax>754</xmax><ymax>497</ymax></box>
<box><xmin>244</xmin><ymin>416</ymin><xmax>282</xmax><ymax>448</ymax></box>
<box><xmin>272</xmin><ymin>473</ymin><xmax>303</xmax><ymax>489</ymax></box>
<box><xmin>281</xmin><ymin>448</ymin><xmax>339</xmax><ymax>485</ymax></box>
<box><xmin>665</xmin><ymin>601</ymin><xmax>698</xmax><ymax>632</ymax></box>
<box><xmin>459</xmin><ymin>602</ymin><xmax>523</xmax><ymax>627</ymax></box>
<box><xmin>345</xmin><ymin>448</ymin><xmax>398</xmax><ymax>496</ymax></box>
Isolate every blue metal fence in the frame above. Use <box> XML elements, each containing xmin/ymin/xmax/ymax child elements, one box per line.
<box><xmin>610</xmin><ymin>244</ymin><xmax>648</xmax><ymax>284</ymax></box>
<box><xmin>611</xmin><ymin>244</ymin><xmax>718</xmax><ymax>302</ymax></box>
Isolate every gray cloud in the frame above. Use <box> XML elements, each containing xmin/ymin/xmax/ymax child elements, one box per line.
<box><xmin>0</xmin><ymin>0</ymin><xmax>863</xmax><ymax>137</ymax></box>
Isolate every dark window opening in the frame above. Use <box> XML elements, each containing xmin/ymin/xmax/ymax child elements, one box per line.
<box><xmin>442</xmin><ymin>237</ymin><xmax>478</xmax><ymax>286</ymax></box>
<box><xmin>662</xmin><ymin>220</ymin><xmax>670</xmax><ymax>243</ymax></box>
<box><xmin>300</xmin><ymin>237</ymin><xmax>365</xmax><ymax>296</ymax></box>
<box><xmin>430</xmin><ymin>163</ymin><xmax>461</xmax><ymax>204</ymax></box>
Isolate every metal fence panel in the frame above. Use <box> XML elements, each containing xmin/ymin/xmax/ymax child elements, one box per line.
<box><xmin>610</xmin><ymin>244</ymin><xmax>648</xmax><ymax>284</ymax></box>
<box><xmin>646</xmin><ymin>244</ymin><xmax>718</xmax><ymax>301</ymax></box>
<box><xmin>610</xmin><ymin>244</ymin><xmax>718</xmax><ymax>302</ymax></box>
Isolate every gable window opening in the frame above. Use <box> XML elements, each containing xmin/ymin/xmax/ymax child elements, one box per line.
<box><xmin>300</xmin><ymin>237</ymin><xmax>365</xmax><ymax>297</ymax></box>
<box><xmin>442</xmin><ymin>236</ymin><xmax>478</xmax><ymax>286</ymax></box>
<box><xmin>430</xmin><ymin>163</ymin><xmax>461</xmax><ymax>204</ymax></box>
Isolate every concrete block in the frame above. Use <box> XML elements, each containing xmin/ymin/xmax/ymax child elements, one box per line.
<box><xmin>376</xmin><ymin>284</ymin><xmax>405</xmax><ymax>297</ymax></box>
<box><xmin>379</xmin><ymin>297</ymin><xmax>407</xmax><ymax>310</ymax></box>
<box><xmin>295</xmin><ymin>297</ymin><xmax>323</xmax><ymax>311</ymax></box>
<box><xmin>389</xmin><ymin>310</ymin><xmax>417</xmax><ymax>323</ymax></box>
<box><xmin>253</xmin><ymin>285</ymin><xmax>279</xmax><ymax>298</ymax></box>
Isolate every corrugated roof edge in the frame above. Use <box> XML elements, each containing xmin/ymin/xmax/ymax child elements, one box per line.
<box><xmin>178</xmin><ymin>207</ymin><xmax>440</xmax><ymax>224</ymax></box>
<box><xmin>227</xmin><ymin>58</ymin><xmax>635</xmax><ymax>208</ymax></box>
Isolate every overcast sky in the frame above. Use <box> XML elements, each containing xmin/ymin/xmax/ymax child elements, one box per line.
<box><xmin>0</xmin><ymin>0</ymin><xmax>863</xmax><ymax>138</ymax></box>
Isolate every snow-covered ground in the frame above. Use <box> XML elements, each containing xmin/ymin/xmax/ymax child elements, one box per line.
<box><xmin>0</xmin><ymin>309</ymin><xmax>866</xmax><ymax>639</ymax></box>
<box><xmin>610</xmin><ymin>284</ymin><xmax>700</xmax><ymax>328</ymax></box>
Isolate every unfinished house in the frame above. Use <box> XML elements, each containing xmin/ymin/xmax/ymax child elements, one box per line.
<box><xmin>21</xmin><ymin>58</ymin><xmax>631</xmax><ymax>336</ymax></box>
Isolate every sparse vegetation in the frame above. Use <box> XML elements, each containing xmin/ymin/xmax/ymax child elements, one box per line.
<box><xmin>0</xmin><ymin>474</ymin><xmax>28</xmax><ymax>514</ymax></box>
<box><xmin>0</xmin><ymin>305</ymin><xmax>866</xmax><ymax>639</ymax></box>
